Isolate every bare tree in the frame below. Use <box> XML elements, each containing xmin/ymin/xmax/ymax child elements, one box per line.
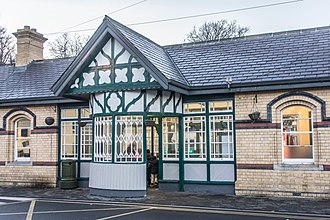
<box><xmin>48</xmin><ymin>33</ymin><xmax>89</xmax><ymax>58</ymax></box>
<box><xmin>0</xmin><ymin>27</ymin><xmax>15</xmax><ymax>65</ymax></box>
<box><xmin>186</xmin><ymin>20</ymin><xmax>249</xmax><ymax>43</ymax></box>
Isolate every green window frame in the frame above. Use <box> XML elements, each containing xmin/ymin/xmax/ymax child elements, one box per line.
<box><xmin>60</xmin><ymin>107</ymin><xmax>92</xmax><ymax>160</ymax></box>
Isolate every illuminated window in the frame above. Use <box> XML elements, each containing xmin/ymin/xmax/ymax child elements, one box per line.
<box><xmin>80</xmin><ymin>122</ymin><xmax>92</xmax><ymax>159</ymax></box>
<box><xmin>210</xmin><ymin>115</ymin><xmax>234</xmax><ymax>160</ymax></box>
<box><xmin>61</xmin><ymin>108</ymin><xmax>92</xmax><ymax>160</ymax></box>
<box><xmin>184</xmin><ymin>116</ymin><xmax>206</xmax><ymax>160</ymax></box>
<box><xmin>163</xmin><ymin>117</ymin><xmax>179</xmax><ymax>160</ymax></box>
<box><xmin>61</xmin><ymin>121</ymin><xmax>78</xmax><ymax>159</ymax></box>
<box><xmin>61</xmin><ymin>109</ymin><xmax>78</xmax><ymax>119</ymax></box>
<box><xmin>184</xmin><ymin>102</ymin><xmax>205</xmax><ymax>114</ymax></box>
<box><xmin>15</xmin><ymin>118</ymin><xmax>31</xmax><ymax>161</ymax></box>
<box><xmin>209</xmin><ymin>101</ymin><xmax>232</xmax><ymax>112</ymax></box>
<box><xmin>282</xmin><ymin>106</ymin><xmax>313</xmax><ymax>162</ymax></box>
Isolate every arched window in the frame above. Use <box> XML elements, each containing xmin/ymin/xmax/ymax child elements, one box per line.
<box><xmin>281</xmin><ymin>105</ymin><xmax>313</xmax><ymax>163</ymax></box>
<box><xmin>15</xmin><ymin>118</ymin><xmax>31</xmax><ymax>161</ymax></box>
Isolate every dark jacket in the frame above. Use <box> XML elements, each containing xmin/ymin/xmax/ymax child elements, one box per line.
<box><xmin>149</xmin><ymin>156</ymin><xmax>158</xmax><ymax>174</ymax></box>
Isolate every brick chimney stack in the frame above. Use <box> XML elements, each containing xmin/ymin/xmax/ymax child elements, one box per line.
<box><xmin>13</xmin><ymin>26</ymin><xmax>48</xmax><ymax>66</ymax></box>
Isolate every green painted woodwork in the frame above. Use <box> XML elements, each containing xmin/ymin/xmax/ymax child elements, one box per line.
<box><xmin>65</xmin><ymin>36</ymin><xmax>162</xmax><ymax>95</ymax></box>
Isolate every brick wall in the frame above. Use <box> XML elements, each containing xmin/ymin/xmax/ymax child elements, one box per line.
<box><xmin>235</xmin><ymin>88</ymin><xmax>330</xmax><ymax>197</ymax></box>
<box><xmin>0</xmin><ymin>105</ymin><xmax>58</xmax><ymax>187</ymax></box>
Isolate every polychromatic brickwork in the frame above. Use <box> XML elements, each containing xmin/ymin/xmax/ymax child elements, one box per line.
<box><xmin>235</xmin><ymin>88</ymin><xmax>330</xmax><ymax>197</ymax></box>
<box><xmin>0</xmin><ymin>105</ymin><xmax>58</xmax><ymax>187</ymax></box>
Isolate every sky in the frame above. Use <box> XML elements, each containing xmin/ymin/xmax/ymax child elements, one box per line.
<box><xmin>0</xmin><ymin>0</ymin><xmax>329</xmax><ymax>57</ymax></box>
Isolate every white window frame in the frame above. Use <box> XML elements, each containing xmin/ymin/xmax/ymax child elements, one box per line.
<box><xmin>209</xmin><ymin>115</ymin><xmax>234</xmax><ymax>161</ymax></box>
<box><xmin>209</xmin><ymin>101</ymin><xmax>233</xmax><ymax>113</ymax></box>
<box><xmin>162</xmin><ymin>117</ymin><xmax>179</xmax><ymax>161</ymax></box>
<box><xmin>61</xmin><ymin>121</ymin><xmax>78</xmax><ymax>159</ymax></box>
<box><xmin>281</xmin><ymin>106</ymin><xmax>314</xmax><ymax>164</ymax></box>
<box><xmin>14</xmin><ymin>118</ymin><xmax>31</xmax><ymax>161</ymax></box>
<box><xmin>94</xmin><ymin>116</ymin><xmax>112</xmax><ymax>162</ymax></box>
<box><xmin>184</xmin><ymin>102</ymin><xmax>206</xmax><ymax>114</ymax></box>
<box><xmin>115</xmin><ymin>115</ymin><xmax>144</xmax><ymax>163</ymax></box>
<box><xmin>80</xmin><ymin>121</ymin><xmax>93</xmax><ymax>160</ymax></box>
<box><xmin>184</xmin><ymin>116</ymin><xmax>206</xmax><ymax>161</ymax></box>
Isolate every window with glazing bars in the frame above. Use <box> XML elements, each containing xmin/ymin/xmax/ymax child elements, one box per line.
<box><xmin>163</xmin><ymin>117</ymin><xmax>179</xmax><ymax>160</ymax></box>
<box><xmin>94</xmin><ymin>117</ymin><xmax>112</xmax><ymax>162</ymax></box>
<box><xmin>210</xmin><ymin>115</ymin><xmax>234</xmax><ymax>160</ymax></box>
<box><xmin>184</xmin><ymin>116</ymin><xmax>206</xmax><ymax>159</ymax></box>
<box><xmin>115</xmin><ymin>115</ymin><xmax>143</xmax><ymax>163</ymax></box>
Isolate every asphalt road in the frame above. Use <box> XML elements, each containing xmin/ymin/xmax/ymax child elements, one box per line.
<box><xmin>0</xmin><ymin>197</ymin><xmax>328</xmax><ymax>220</ymax></box>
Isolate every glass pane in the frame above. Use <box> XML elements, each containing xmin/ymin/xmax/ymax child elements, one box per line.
<box><xmin>184</xmin><ymin>102</ymin><xmax>205</xmax><ymax>113</ymax></box>
<box><xmin>283</xmin><ymin>133</ymin><xmax>312</xmax><ymax>146</ymax></box>
<box><xmin>163</xmin><ymin>117</ymin><xmax>179</xmax><ymax>160</ymax></box>
<box><xmin>81</xmin><ymin>108</ymin><xmax>91</xmax><ymax>118</ymax></box>
<box><xmin>81</xmin><ymin>122</ymin><xmax>92</xmax><ymax>159</ymax></box>
<box><xmin>210</xmin><ymin>115</ymin><xmax>234</xmax><ymax>160</ymax></box>
<box><xmin>61</xmin><ymin>109</ymin><xmax>78</xmax><ymax>119</ymax></box>
<box><xmin>284</xmin><ymin>146</ymin><xmax>313</xmax><ymax>159</ymax></box>
<box><xmin>209</xmin><ymin>101</ymin><xmax>233</xmax><ymax>112</ymax></box>
<box><xmin>16</xmin><ymin>118</ymin><xmax>31</xmax><ymax>159</ymax></box>
<box><xmin>146</xmin><ymin>126</ymin><xmax>159</xmax><ymax>157</ymax></box>
<box><xmin>282</xmin><ymin>106</ymin><xmax>313</xmax><ymax>160</ymax></box>
<box><xmin>17</xmin><ymin>119</ymin><xmax>31</xmax><ymax>128</ymax></box>
<box><xmin>115</xmin><ymin>116</ymin><xmax>143</xmax><ymax>163</ymax></box>
<box><xmin>61</xmin><ymin>121</ymin><xmax>78</xmax><ymax>158</ymax></box>
<box><xmin>184</xmin><ymin>116</ymin><xmax>206</xmax><ymax>159</ymax></box>
<box><xmin>94</xmin><ymin>116</ymin><xmax>112</xmax><ymax>162</ymax></box>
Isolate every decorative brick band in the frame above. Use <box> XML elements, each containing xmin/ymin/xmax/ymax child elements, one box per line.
<box><xmin>237</xmin><ymin>163</ymin><xmax>274</xmax><ymax>170</ymax></box>
<box><xmin>314</xmin><ymin>121</ymin><xmax>330</xmax><ymax>128</ymax></box>
<box><xmin>31</xmin><ymin>126</ymin><xmax>59</xmax><ymax>134</ymax></box>
<box><xmin>0</xmin><ymin>130</ymin><xmax>14</xmax><ymax>135</ymax></box>
<box><xmin>235</xmin><ymin>123</ymin><xmax>280</xmax><ymax>129</ymax></box>
<box><xmin>32</xmin><ymin>162</ymin><xmax>58</xmax><ymax>166</ymax></box>
<box><xmin>324</xmin><ymin>165</ymin><xmax>330</xmax><ymax>171</ymax></box>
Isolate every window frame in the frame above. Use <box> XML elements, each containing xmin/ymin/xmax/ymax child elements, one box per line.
<box><xmin>14</xmin><ymin>117</ymin><xmax>32</xmax><ymax>161</ymax></box>
<box><xmin>281</xmin><ymin>105</ymin><xmax>314</xmax><ymax>164</ymax></box>
<box><xmin>60</xmin><ymin>107</ymin><xmax>92</xmax><ymax>160</ymax></box>
<box><xmin>162</xmin><ymin>117</ymin><xmax>179</xmax><ymax>161</ymax></box>
<box><xmin>114</xmin><ymin>115</ymin><xmax>144</xmax><ymax>163</ymax></box>
<box><xmin>94</xmin><ymin>116</ymin><xmax>112</xmax><ymax>162</ymax></box>
<box><xmin>183</xmin><ymin>115</ymin><xmax>207</xmax><ymax>161</ymax></box>
<box><xmin>209</xmin><ymin>115</ymin><xmax>234</xmax><ymax>161</ymax></box>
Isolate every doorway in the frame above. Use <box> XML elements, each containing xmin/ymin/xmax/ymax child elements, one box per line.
<box><xmin>146</xmin><ymin>117</ymin><xmax>160</xmax><ymax>188</ymax></box>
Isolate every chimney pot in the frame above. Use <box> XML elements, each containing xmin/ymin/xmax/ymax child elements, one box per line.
<box><xmin>13</xmin><ymin>26</ymin><xmax>47</xmax><ymax>66</ymax></box>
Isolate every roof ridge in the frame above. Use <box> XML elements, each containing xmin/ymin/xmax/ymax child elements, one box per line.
<box><xmin>164</xmin><ymin>49</ymin><xmax>190</xmax><ymax>86</ymax></box>
<box><xmin>164</xmin><ymin>25</ymin><xmax>330</xmax><ymax>49</ymax></box>
<box><xmin>104</xmin><ymin>16</ymin><xmax>189</xmax><ymax>86</ymax></box>
<box><xmin>104</xmin><ymin>16</ymin><xmax>165</xmax><ymax>50</ymax></box>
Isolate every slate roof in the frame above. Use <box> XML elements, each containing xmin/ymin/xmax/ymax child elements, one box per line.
<box><xmin>165</xmin><ymin>27</ymin><xmax>330</xmax><ymax>87</ymax></box>
<box><xmin>1</xmin><ymin>17</ymin><xmax>330</xmax><ymax>102</ymax></box>
<box><xmin>108</xmin><ymin>17</ymin><xmax>188</xmax><ymax>85</ymax></box>
<box><xmin>0</xmin><ymin>58</ymin><xmax>73</xmax><ymax>101</ymax></box>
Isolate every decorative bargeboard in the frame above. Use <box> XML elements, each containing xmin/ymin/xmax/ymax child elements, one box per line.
<box><xmin>68</xmin><ymin>37</ymin><xmax>161</xmax><ymax>94</ymax></box>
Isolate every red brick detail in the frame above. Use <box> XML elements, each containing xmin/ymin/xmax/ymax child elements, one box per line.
<box><xmin>314</xmin><ymin>121</ymin><xmax>330</xmax><ymax>127</ymax></box>
<box><xmin>237</xmin><ymin>163</ymin><xmax>274</xmax><ymax>170</ymax></box>
<box><xmin>0</xmin><ymin>130</ymin><xmax>14</xmax><ymax>135</ymax></box>
<box><xmin>235</xmin><ymin>123</ymin><xmax>280</xmax><ymax>129</ymax></box>
<box><xmin>31</xmin><ymin>128</ymin><xmax>58</xmax><ymax>134</ymax></box>
<box><xmin>32</xmin><ymin>162</ymin><xmax>58</xmax><ymax>166</ymax></box>
<box><xmin>324</xmin><ymin>165</ymin><xmax>330</xmax><ymax>171</ymax></box>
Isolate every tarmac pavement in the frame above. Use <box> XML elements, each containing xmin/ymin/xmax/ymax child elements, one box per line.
<box><xmin>0</xmin><ymin>186</ymin><xmax>329</xmax><ymax>216</ymax></box>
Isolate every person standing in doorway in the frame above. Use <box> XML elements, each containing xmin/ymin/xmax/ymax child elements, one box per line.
<box><xmin>147</xmin><ymin>149</ymin><xmax>151</xmax><ymax>186</ymax></box>
<box><xmin>150</xmin><ymin>156</ymin><xmax>159</xmax><ymax>187</ymax></box>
